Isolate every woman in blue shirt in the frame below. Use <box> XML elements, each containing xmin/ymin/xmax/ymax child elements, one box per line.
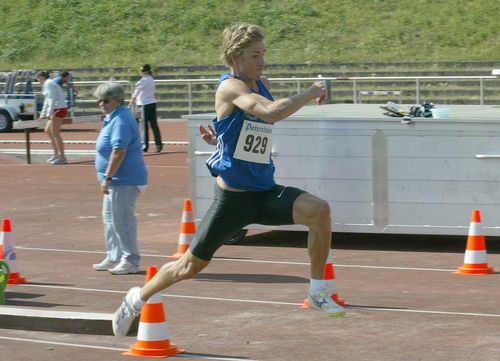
<box><xmin>92</xmin><ymin>82</ymin><xmax>148</xmax><ymax>275</ymax></box>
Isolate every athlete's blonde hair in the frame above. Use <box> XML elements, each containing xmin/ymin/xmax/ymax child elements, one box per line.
<box><xmin>222</xmin><ymin>23</ymin><xmax>264</xmax><ymax>66</ymax></box>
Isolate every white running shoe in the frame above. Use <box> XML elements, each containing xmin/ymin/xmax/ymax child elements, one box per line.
<box><xmin>46</xmin><ymin>155</ymin><xmax>59</xmax><ymax>164</ymax></box>
<box><xmin>52</xmin><ymin>156</ymin><xmax>68</xmax><ymax>165</ymax></box>
<box><xmin>92</xmin><ymin>259</ymin><xmax>119</xmax><ymax>271</ymax></box>
<box><xmin>308</xmin><ymin>288</ymin><xmax>345</xmax><ymax>317</ymax></box>
<box><xmin>112</xmin><ymin>287</ymin><xmax>142</xmax><ymax>336</ymax></box>
<box><xmin>108</xmin><ymin>260</ymin><xmax>139</xmax><ymax>275</ymax></box>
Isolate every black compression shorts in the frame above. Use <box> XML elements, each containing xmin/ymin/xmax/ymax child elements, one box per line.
<box><xmin>189</xmin><ymin>183</ymin><xmax>305</xmax><ymax>261</ymax></box>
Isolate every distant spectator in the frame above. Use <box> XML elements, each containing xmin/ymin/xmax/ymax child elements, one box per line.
<box><xmin>54</xmin><ymin>71</ymin><xmax>77</xmax><ymax>108</ymax></box>
<box><xmin>53</xmin><ymin>71</ymin><xmax>70</xmax><ymax>87</ymax></box>
<box><xmin>129</xmin><ymin>64</ymin><xmax>163</xmax><ymax>153</ymax></box>
<box><xmin>36</xmin><ymin>70</ymin><xmax>68</xmax><ymax>165</ymax></box>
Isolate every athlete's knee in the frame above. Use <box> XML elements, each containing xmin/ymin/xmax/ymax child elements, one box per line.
<box><xmin>317</xmin><ymin>198</ymin><xmax>331</xmax><ymax>218</ymax></box>
<box><xmin>296</xmin><ymin>194</ymin><xmax>331</xmax><ymax>224</ymax></box>
<box><xmin>310</xmin><ymin>198</ymin><xmax>331</xmax><ymax>225</ymax></box>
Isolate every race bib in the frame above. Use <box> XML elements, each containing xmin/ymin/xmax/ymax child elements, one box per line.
<box><xmin>234</xmin><ymin>119</ymin><xmax>273</xmax><ymax>164</ymax></box>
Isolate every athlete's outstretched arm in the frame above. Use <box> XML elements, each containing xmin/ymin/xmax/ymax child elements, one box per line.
<box><xmin>217</xmin><ymin>78</ymin><xmax>326</xmax><ymax>124</ymax></box>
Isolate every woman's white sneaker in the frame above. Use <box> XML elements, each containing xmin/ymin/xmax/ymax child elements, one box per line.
<box><xmin>52</xmin><ymin>156</ymin><xmax>68</xmax><ymax>165</ymax></box>
<box><xmin>46</xmin><ymin>155</ymin><xmax>59</xmax><ymax>164</ymax></box>
<box><xmin>92</xmin><ymin>259</ymin><xmax>119</xmax><ymax>271</ymax></box>
<box><xmin>108</xmin><ymin>260</ymin><xmax>139</xmax><ymax>275</ymax></box>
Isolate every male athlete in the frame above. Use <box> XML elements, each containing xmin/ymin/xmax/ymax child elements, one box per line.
<box><xmin>112</xmin><ymin>23</ymin><xmax>344</xmax><ymax>337</ymax></box>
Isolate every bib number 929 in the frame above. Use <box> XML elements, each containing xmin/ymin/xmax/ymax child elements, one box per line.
<box><xmin>243</xmin><ymin>134</ymin><xmax>268</xmax><ymax>154</ymax></box>
<box><xmin>234</xmin><ymin>119</ymin><xmax>273</xmax><ymax>164</ymax></box>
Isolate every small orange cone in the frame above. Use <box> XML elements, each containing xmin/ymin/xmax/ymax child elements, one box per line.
<box><xmin>170</xmin><ymin>199</ymin><xmax>196</xmax><ymax>259</ymax></box>
<box><xmin>302</xmin><ymin>251</ymin><xmax>345</xmax><ymax>308</ymax></box>
<box><xmin>1</xmin><ymin>218</ymin><xmax>26</xmax><ymax>285</ymax></box>
<box><xmin>0</xmin><ymin>227</ymin><xmax>3</xmax><ymax>261</ymax></box>
<box><xmin>455</xmin><ymin>210</ymin><xmax>495</xmax><ymax>275</ymax></box>
<box><xmin>124</xmin><ymin>266</ymin><xmax>185</xmax><ymax>358</ymax></box>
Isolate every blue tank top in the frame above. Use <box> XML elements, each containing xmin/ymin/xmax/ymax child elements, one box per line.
<box><xmin>206</xmin><ymin>73</ymin><xmax>275</xmax><ymax>191</ymax></box>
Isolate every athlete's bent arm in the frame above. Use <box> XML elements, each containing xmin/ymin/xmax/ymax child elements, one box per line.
<box><xmin>217</xmin><ymin>78</ymin><xmax>326</xmax><ymax>124</ymax></box>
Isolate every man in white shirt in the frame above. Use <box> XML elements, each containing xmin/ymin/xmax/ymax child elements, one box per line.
<box><xmin>129</xmin><ymin>64</ymin><xmax>163</xmax><ymax>153</ymax></box>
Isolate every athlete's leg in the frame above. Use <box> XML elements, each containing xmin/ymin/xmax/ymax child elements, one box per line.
<box><xmin>292</xmin><ymin>193</ymin><xmax>331</xmax><ymax>280</ymax></box>
<box><xmin>113</xmin><ymin>184</ymin><xmax>257</xmax><ymax>335</ymax></box>
<box><xmin>292</xmin><ymin>193</ymin><xmax>344</xmax><ymax>316</ymax></box>
<box><xmin>113</xmin><ymin>254</ymin><xmax>208</xmax><ymax>336</ymax></box>
<box><xmin>140</xmin><ymin>251</ymin><xmax>209</xmax><ymax>300</ymax></box>
<box><xmin>254</xmin><ymin>186</ymin><xmax>343</xmax><ymax>316</ymax></box>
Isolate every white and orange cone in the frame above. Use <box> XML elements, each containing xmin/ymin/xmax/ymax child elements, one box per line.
<box><xmin>0</xmin><ymin>218</ymin><xmax>26</xmax><ymax>285</ymax></box>
<box><xmin>170</xmin><ymin>199</ymin><xmax>196</xmax><ymax>259</ymax></box>
<box><xmin>124</xmin><ymin>266</ymin><xmax>185</xmax><ymax>358</ymax></box>
<box><xmin>455</xmin><ymin>210</ymin><xmax>495</xmax><ymax>275</ymax></box>
<box><xmin>302</xmin><ymin>251</ymin><xmax>345</xmax><ymax>308</ymax></box>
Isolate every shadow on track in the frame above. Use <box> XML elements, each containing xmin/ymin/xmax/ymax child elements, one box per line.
<box><xmin>232</xmin><ymin>231</ymin><xmax>500</xmax><ymax>254</ymax></box>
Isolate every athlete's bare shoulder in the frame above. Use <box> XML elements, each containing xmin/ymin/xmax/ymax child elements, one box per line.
<box><xmin>216</xmin><ymin>77</ymin><xmax>250</xmax><ymax>103</ymax></box>
<box><xmin>216</xmin><ymin>77</ymin><xmax>248</xmax><ymax>118</ymax></box>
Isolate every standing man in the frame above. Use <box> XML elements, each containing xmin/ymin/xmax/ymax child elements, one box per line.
<box><xmin>112</xmin><ymin>23</ymin><xmax>344</xmax><ymax>337</ymax></box>
<box><xmin>129</xmin><ymin>64</ymin><xmax>163</xmax><ymax>153</ymax></box>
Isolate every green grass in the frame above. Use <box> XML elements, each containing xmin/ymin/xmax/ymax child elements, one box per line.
<box><xmin>1</xmin><ymin>0</ymin><xmax>499</xmax><ymax>70</ymax></box>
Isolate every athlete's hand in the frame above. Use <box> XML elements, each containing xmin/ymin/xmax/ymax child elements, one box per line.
<box><xmin>199</xmin><ymin>124</ymin><xmax>217</xmax><ymax>145</ymax></box>
<box><xmin>311</xmin><ymin>80</ymin><xmax>326</xmax><ymax>105</ymax></box>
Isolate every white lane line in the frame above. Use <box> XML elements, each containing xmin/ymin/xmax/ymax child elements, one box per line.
<box><xmin>337</xmin><ymin>264</ymin><xmax>453</xmax><ymax>272</ymax></box>
<box><xmin>18</xmin><ymin>283</ymin><xmax>298</xmax><ymax>306</ymax></box>
<box><xmin>348</xmin><ymin>307</ymin><xmax>500</xmax><ymax>318</ymax></box>
<box><xmin>215</xmin><ymin>258</ymin><xmax>455</xmax><ymax>272</ymax></box>
<box><xmin>0</xmin><ymin>336</ymin><xmax>259</xmax><ymax>360</ymax></box>
<box><xmin>17</xmin><ymin>247</ymin><xmax>104</xmax><ymax>254</ymax></box>
<box><xmin>16</xmin><ymin>284</ymin><xmax>500</xmax><ymax>318</ymax></box>
<box><xmin>0</xmin><ymin>335</ymin><xmax>126</xmax><ymax>352</ymax></box>
<box><xmin>16</xmin><ymin>246</ymin><xmax>455</xmax><ymax>272</ymax></box>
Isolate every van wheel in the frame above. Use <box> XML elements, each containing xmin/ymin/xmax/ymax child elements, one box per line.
<box><xmin>0</xmin><ymin>109</ymin><xmax>12</xmax><ymax>132</ymax></box>
<box><xmin>224</xmin><ymin>229</ymin><xmax>248</xmax><ymax>245</ymax></box>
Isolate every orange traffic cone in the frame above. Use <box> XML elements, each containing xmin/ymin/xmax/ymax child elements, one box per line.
<box><xmin>302</xmin><ymin>251</ymin><xmax>345</xmax><ymax>308</ymax></box>
<box><xmin>170</xmin><ymin>199</ymin><xmax>196</xmax><ymax>259</ymax></box>
<box><xmin>1</xmin><ymin>218</ymin><xmax>26</xmax><ymax>284</ymax></box>
<box><xmin>124</xmin><ymin>266</ymin><xmax>185</xmax><ymax>358</ymax></box>
<box><xmin>455</xmin><ymin>209</ymin><xmax>495</xmax><ymax>275</ymax></box>
<box><xmin>0</xmin><ymin>227</ymin><xmax>3</xmax><ymax>261</ymax></box>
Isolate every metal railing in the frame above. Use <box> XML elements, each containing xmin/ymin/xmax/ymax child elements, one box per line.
<box><xmin>154</xmin><ymin>75</ymin><xmax>500</xmax><ymax>113</ymax></box>
<box><xmin>270</xmin><ymin>75</ymin><xmax>499</xmax><ymax>106</ymax></box>
<box><xmin>10</xmin><ymin>75</ymin><xmax>500</xmax><ymax>116</ymax></box>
